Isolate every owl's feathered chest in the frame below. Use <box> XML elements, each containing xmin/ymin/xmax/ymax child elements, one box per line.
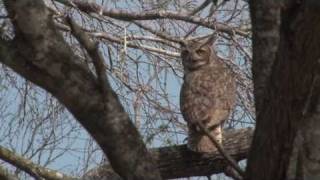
<box><xmin>180</xmin><ymin>63</ymin><xmax>236</xmax><ymax>124</ymax></box>
<box><xmin>182</xmin><ymin>66</ymin><xmax>230</xmax><ymax>94</ymax></box>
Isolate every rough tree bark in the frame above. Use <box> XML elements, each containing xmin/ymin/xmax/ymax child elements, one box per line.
<box><xmin>0</xmin><ymin>0</ymin><xmax>252</xmax><ymax>179</ymax></box>
<box><xmin>4</xmin><ymin>0</ymin><xmax>320</xmax><ymax>179</ymax></box>
<box><xmin>84</xmin><ymin>128</ymin><xmax>252</xmax><ymax>179</ymax></box>
<box><xmin>1</xmin><ymin>1</ymin><xmax>161</xmax><ymax>179</ymax></box>
<box><xmin>0</xmin><ymin>128</ymin><xmax>252</xmax><ymax>180</ymax></box>
<box><xmin>246</xmin><ymin>1</ymin><xmax>320</xmax><ymax>179</ymax></box>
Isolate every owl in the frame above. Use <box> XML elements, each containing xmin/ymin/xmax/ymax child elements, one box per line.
<box><xmin>180</xmin><ymin>37</ymin><xmax>236</xmax><ymax>153</ymax></box>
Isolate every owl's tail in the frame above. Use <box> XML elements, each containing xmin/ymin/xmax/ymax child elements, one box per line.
<box><xmin>187</xmin><ymin>124</ymin><xmax>222</xmax><ymax>153</ymax></box>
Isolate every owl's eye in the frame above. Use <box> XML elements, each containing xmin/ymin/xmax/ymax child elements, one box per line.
<box><xmin>196</xmin><ymin>49</ymin><xmax>206</xmax><ymax>55</ymax></box>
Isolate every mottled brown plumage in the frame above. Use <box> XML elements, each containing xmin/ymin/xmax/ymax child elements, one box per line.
<box><xmin>180</xmin><ymin>37</ymin><xmax>236</xmax><ymax>153</ymax></box>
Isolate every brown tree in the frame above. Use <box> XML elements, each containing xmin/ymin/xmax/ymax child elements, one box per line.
<box><xmin>246</xmin><ymin>1</ymin><xmax>320</xmax><ymax>179</ymax></box>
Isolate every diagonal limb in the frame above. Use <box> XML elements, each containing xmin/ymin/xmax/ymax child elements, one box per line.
<box><xmin>197</xmin><ymin>122</ymin><xmax>245</xmax><ymax>179</ymax></box>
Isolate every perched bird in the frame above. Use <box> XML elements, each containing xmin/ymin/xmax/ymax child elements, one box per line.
<box><xmin>180</xmin><ymin>36</ymin><xmax>236</xmax><ymax>153</ymax></box>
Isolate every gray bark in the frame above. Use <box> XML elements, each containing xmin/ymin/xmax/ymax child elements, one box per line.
<box><xmin>1</xmin><ymin>1</ymin><xmax>161</xmax><ymax>179</ymax></box>
<box><xmin>246</xmin><ymin>1</ymin><xmax>320</xmax><ymax>180</ymax></box>
<box><xmin>3</xmin><ymin>0</ymin><xmax>320</xmax><ymax>180</ymax></box>
<box><xmin>84</xmin><ymin>128</ymin><xmax>252</xmax><ymax>179</ymax></box>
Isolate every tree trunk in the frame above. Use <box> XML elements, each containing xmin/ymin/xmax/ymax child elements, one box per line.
<box><xmin>246</xmin><ymin>1</ymin><xmax>320</xmax><ymax>180</ymax></box>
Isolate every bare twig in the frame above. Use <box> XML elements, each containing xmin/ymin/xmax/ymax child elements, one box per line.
<box><xmin>197</xmin><ymin>122</ymin><xmax>245</xmax><ymax>178</ymax></box>
<box><xmin>54</xmin><ymin>0</ymin><xmax>249</xmax><ymax>37</ymax></box>
<box><xmin>67</xmin><ymin>17</ymin><xmax>110</xmax><ymax>103</ymax></box>
<box><xmin>89</xmin><ymin>31</ymin><xmax>180</xmax><ymax>57</ymax></box>
<box><xmin>224</xmin><ymin>165</ymin><xmax>243</xmax><ymax>180</ymax></box>
<box><xmin>54</xmin><ymin>18</ymin><xmax>180</xmax><ymax>57</ymax></box>
<box><xmin>133</xmin><ymin>21</ymin><xmax>182</xmax><ymax>43</ymax></box>
<box><xmin>190</xmin><ymin>0</ymin><xmax>212</xmax><ymax>15</ymax></box>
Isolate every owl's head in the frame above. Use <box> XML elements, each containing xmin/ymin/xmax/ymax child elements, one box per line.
<box><xmin>180</xmin><ymin>36</ymin><xmax>216</xmax><ymax>71</ymax></box>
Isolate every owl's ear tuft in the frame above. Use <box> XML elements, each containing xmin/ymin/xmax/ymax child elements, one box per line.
<box><xmin>203</xmin><ymin>34</ymin><xmax>216</xmax><ymax>46</ymax></box>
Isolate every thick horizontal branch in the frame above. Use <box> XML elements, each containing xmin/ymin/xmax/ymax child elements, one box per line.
<box><xmin>54</xmin><ymin>0</ymin><xmax>249</xmax><ymax>37</ymax></box>
<box><xmin>85</xmin><ymin>128</ymin><xmax>253</xmax><ymax>179</ymax></box>
<box><xmin>157</xmin><ymin>128</ymin><xmax>252</xmax><ymax>178</ymax></box>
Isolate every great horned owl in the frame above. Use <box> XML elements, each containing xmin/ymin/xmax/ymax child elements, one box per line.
<box><xmin>180</xmin><ymin>37</ymin><xmax>236</xmax><ymax>153</ymax></box>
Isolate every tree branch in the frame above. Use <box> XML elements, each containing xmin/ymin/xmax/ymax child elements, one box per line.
<box><xmin>132</xmin><ymin>21</ymin><xmax>182</xmax><ymax>43</ymax></box>
<box><xmin>66</xmin><ymin>16</ymin><xmax>110</xmax><ymax>102</ymax></box>
<box><xmin>55</xmin><ymin>20</ymin><xmax>180</xmax><ymax>57</ymax></box>
<box><xmin>0</xmin><ymin>128</ymin><xmax>252</xmax><ymax>180</ymax></box>
<box><xmin>85</xmin><ymin>128</ymin><xmax>253</xmax><ymax>179</ymax></box>
<box><xmin>0</xmin><ymin>145</ymin><xmax>75</xmax><ymax>180</ymax></box>
<box><xmin>2</xmin><ymin>1</ymin><xmax>161</xmax><ymax>179</ymax></box>
<box><xmin>190</xmin><ymin>0</ymin><xmax>213</xmax><ymax>15</ymax></box>
<box><xmin>198</xmin><ymin>122</ymin><xmax>245</xmax><ymax>178</ymax></box>
<box><xmin>54</xmin><ymin>0</ymin><xmax>249</xmax><ymax>37</ymax></box>
<box><xmin>0</xmin><ymin>165</ymin><xmax>19</xmax><ymax>180</ymax></box>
